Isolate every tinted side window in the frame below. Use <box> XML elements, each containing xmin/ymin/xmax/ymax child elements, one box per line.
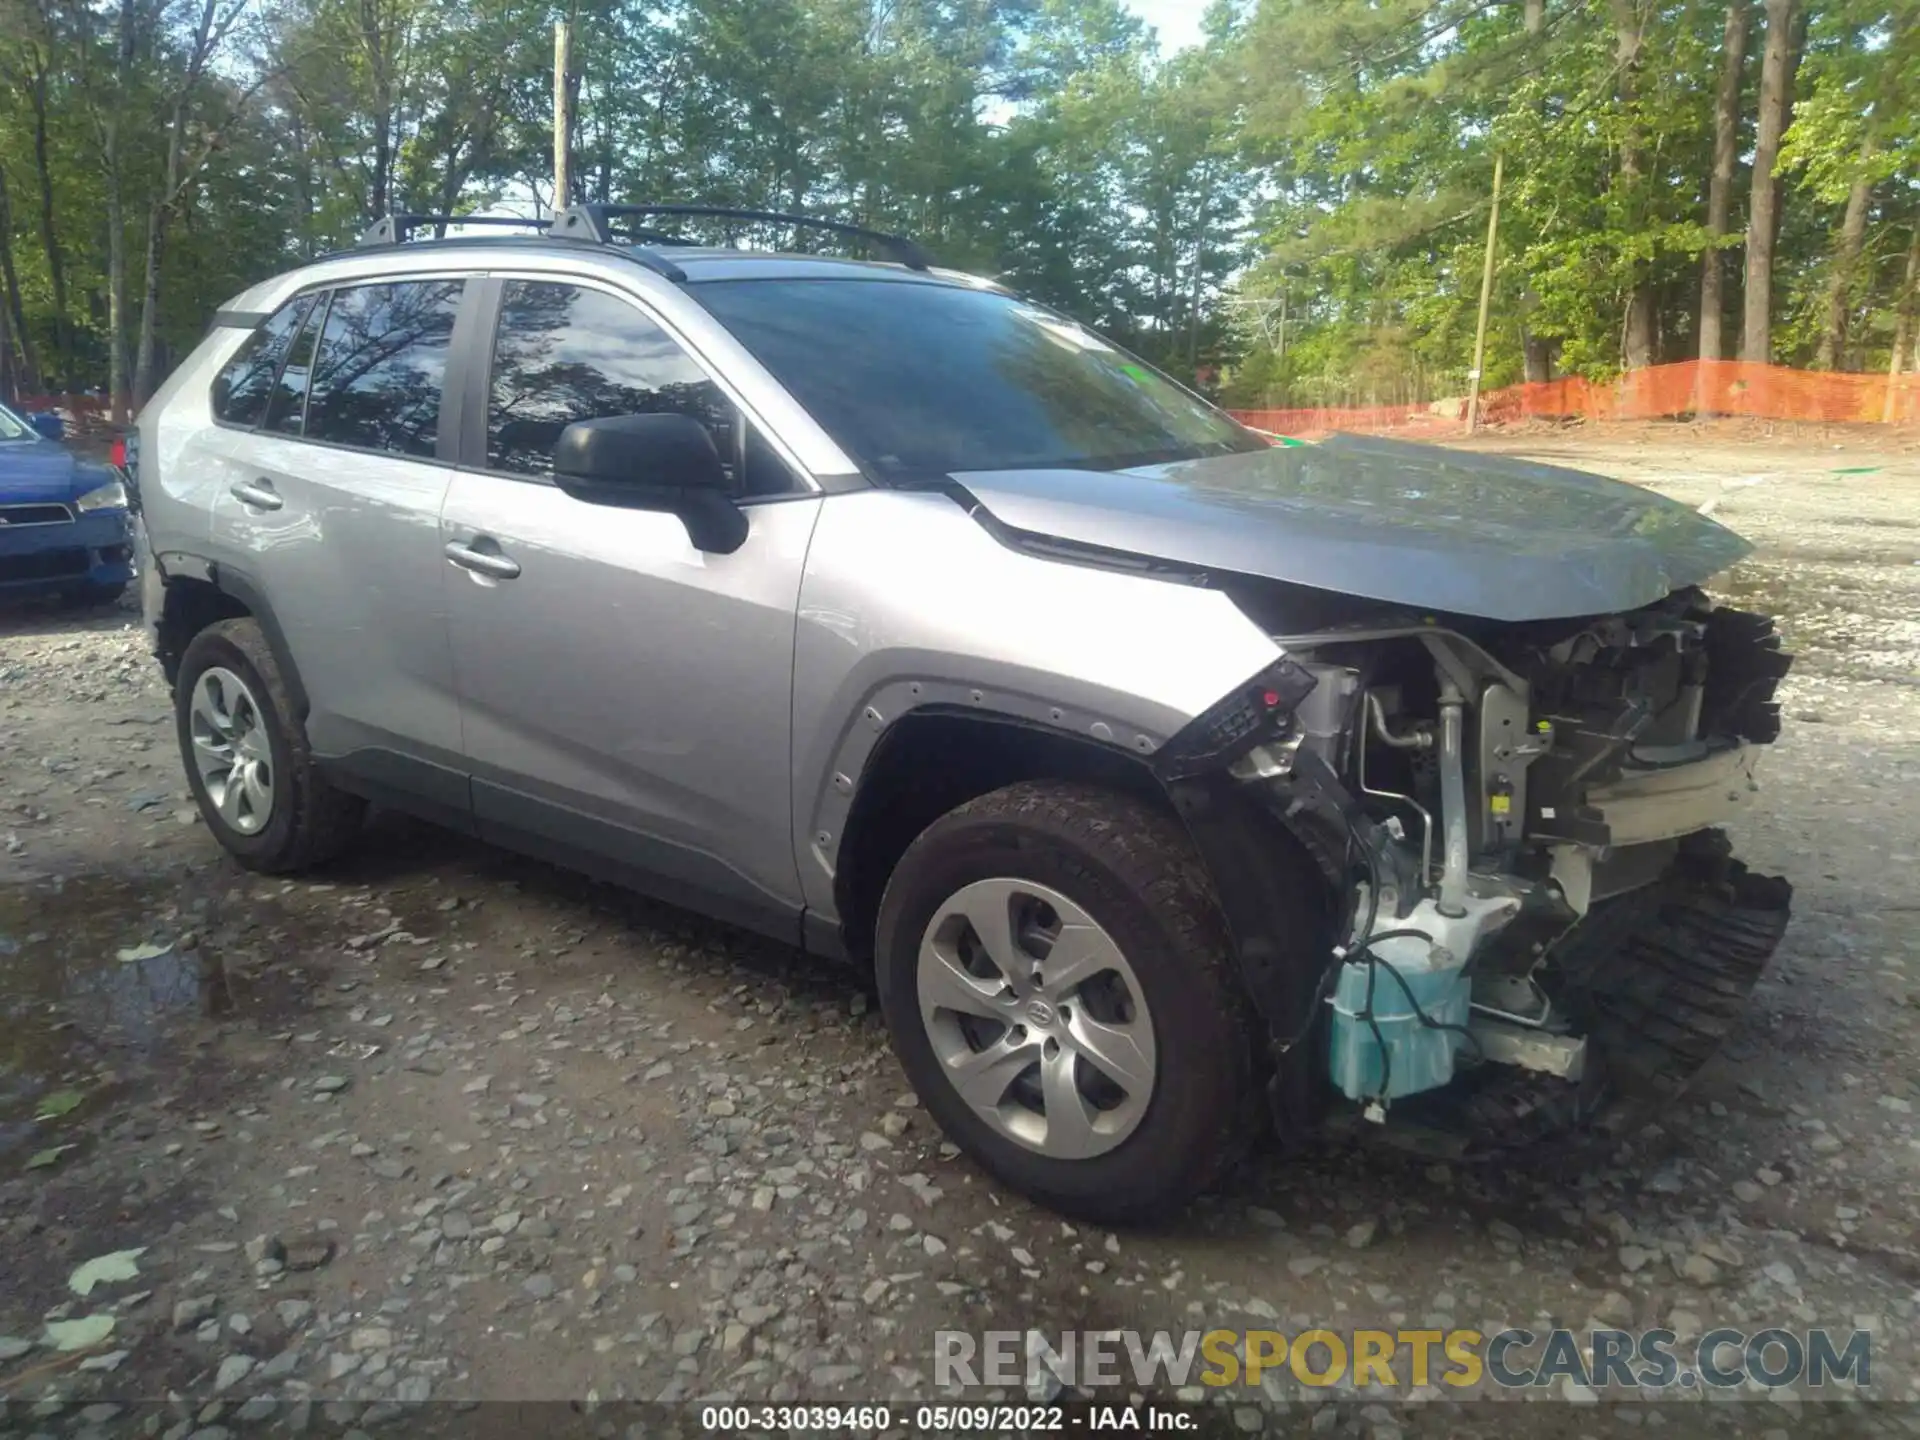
<box><xmin>263</xmin><ymin>296</ymin><xmax>326</xmax><ymax>435</ymax></box>
<box><xmin>212</xmin><ymin>295</ymin><xmax>315</xmax><ymax>427</ymax></box>
<box><xmin>304</xmin><ymin>280</ymin><xmax>464</xmax><ymax>457</ymax></box>
<box><xmin>487</xmin><ymin>281</ymin><xmax>739</xmax><ymax>482</ymax></box>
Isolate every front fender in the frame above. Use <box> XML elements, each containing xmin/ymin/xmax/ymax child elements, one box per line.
<box><xmin>790</xmin><ymin>488</ymin><xmax>1282</xmax><ymax>916</ymax></box>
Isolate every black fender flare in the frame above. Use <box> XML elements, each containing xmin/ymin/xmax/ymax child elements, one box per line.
<box><xmin>157</xmin><ymin>552</ymin><xmax>312</xmax><ymax>722</ymax></box>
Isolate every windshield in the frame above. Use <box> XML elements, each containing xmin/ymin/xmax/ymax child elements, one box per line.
<box><xmin>0</xmin><ymin>403</ymin><xmax>32</xmax><ymax>442</ymax></box>
<box><xmin>692</xmin><ymin>278</ymin><xmax>1264</xmax><ymax>482</ymax></box>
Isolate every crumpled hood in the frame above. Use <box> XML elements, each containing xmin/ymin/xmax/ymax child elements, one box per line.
<box><xmin>954</xmin><ymin>432</ymin><xmax>1752</xmax><ymax>623</ymax></box>
<box><xmin>0</xmin><ymin>439</ymin><xmax>99</xmax><ymax>504</ymax></box>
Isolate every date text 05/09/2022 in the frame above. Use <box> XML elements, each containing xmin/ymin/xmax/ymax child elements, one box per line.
<box><xmin>698</xmin><ymin>1404</ymin><xmax>1195</xmax><ymax>1432</ymax></box>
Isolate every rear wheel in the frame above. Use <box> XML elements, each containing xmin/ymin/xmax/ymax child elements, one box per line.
<box><xmin>174</xmin><ymin>618</ymin><xmax>365</xmax><ymax>872</ymax></box>
<box><xmin>875</xmin><ymin>781</ymin><xmax>1258</xmax><ymax>1223</ymax></box>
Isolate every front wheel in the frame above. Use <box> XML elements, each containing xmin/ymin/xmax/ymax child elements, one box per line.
<box><xmin>874</xmin><ymin>781</ymin><xmax>1258</xmax><ymax>1224</ymax></box>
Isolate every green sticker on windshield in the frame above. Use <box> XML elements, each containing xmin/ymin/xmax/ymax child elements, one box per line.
<box><xmin>1119</xmin><ymin>363</ymin><xmax>1152</xmax><ymax>385</ymax></box>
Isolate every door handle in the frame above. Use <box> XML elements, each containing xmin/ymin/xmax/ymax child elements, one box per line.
<box><xmin>229</xmin><ymin>479</ymin><xmax>282</xmax><ymax>511</ymax></box>
<box><xmin>444</xmin><ymin>539</ymin><xmax>521</xmax><ymax>581</ymax></box>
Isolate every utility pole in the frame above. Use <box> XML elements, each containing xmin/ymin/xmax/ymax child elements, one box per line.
<box><xmin>553</xmin><ymin>20</ymin><xmax>572</xmax><ymax>215</ymax></box>
<box><xmin>1465</xmin><ymin>152</ymin><xmax>1504</xmax><ymax>435</ymax></box>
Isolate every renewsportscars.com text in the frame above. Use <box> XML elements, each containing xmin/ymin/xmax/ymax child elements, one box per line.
<box><xmin>934</xmin><ymin>1327</ymin><xmax>1872</xmax><ymax>1392</ymax></box>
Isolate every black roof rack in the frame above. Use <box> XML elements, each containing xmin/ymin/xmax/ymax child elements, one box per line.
<box><xmin>357</xmin><ymin>214</ymin><xmax>551</xmax><ymax>247</ymax></box>
<box><xmin>550</xmin><ymin>204</ymin><xmax>934</xmax><ymax>272</ymax></box>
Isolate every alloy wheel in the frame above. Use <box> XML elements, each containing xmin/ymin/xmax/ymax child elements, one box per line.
<box><xmin>188</xmin><ymin>666</ymin><xmax>275</xmax><ymax>836</ymax></box>
<box><xmin>916</xmin><ymin>877</ymin><xmax>1157</xmax><ymax>1159</ymax></box>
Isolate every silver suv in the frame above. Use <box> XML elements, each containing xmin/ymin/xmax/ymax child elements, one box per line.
<box><xmin>137</xmin><ymin>205</ymin><xmax>1792</xmax><ymax>1222</ymax></box>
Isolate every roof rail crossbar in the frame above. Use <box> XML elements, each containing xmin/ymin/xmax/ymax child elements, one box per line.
<box><xmin>358</xmin><ymin>214</ymin><xmax>552</xmax><ymax>248</ymax></box>
<box><xmin>552</xmin><ymin>203</ymin><xmax>934</xmax><ymax>272</ymax></box>
<box><xmin>548</xmin><ymin>208</ymin><xmax>690</xmax><ymax>282</ymax></box>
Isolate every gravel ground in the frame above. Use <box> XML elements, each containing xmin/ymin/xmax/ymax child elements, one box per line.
<box><xmin>2</xmin><ymin>421</ymin><xmax>1918</xmax><ymax>1437</ymax></box>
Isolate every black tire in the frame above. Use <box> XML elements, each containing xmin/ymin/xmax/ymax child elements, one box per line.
<box><xmin>60</xmin><ymin>581</ymin><xmax>128</xmax><ymax>609</ymax></box>
<box><xmin>874</xmin><ymin>781</ymin><xmax>1258</xmax><ymax>1224</ymax></box>
<box><xmin>174</xmin><ymin>618</ymin><xmax>365</xmax><ymax>872</ymax></box>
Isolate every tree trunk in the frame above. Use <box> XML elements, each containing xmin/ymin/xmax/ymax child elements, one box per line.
<box><xmin>1741</xmin><ymin>0</ymin><xmax>1795</xmax><ymax>364</ymax></box>
<box><xmin>27</xmin><ymin>57</ymin><xmax>74</xmax><ymax>376</ymax></box>
<box><xmin>1699</xmin><ymin>0</ymin><xmax>1747</xmax><ymax>364</ymax></box>
<box><xmin>1523</xmin><ymin>0</ymin><xmax>1544</xmax><ymax>34</ymax></box>
<box><xmin>1894</xmin><ymin>227</ymin><xmax>1920</xmax><ymax>376</ymax></box>
<box><xmin>105</xmin><ymin>165</ymin><xmax>129</xmax><ymax>418</ymax></box>
<box><xmin>1815</xmin><ymin>168</ymin><xmax>1873</xmax><ymax>371</ymax></box>
<box><xmin>1611</xmin><ymin>0</ymin><xmax>1653</xmax><ymax>369</ymax></box>
<box><xmin>1522</xmin><ymin>333</ymin><xmax>1553</xmax><ymax>382</ymax></box>
<box><xmin>98</xmin><ymin>0</ymin><xmax>138</xmax><ymax>419</ymax></box>
<box><xmin>362</xmin><ymin>0</ymin><xmax>395</xmax><ymax>218</ymax></box>
<box><xmin>0</xmin><ymin>168</ymin><xmax>43</xmax><ymax>396</ymax></box>
<box><xmin>133</xmin><ymin>201</ymin><xmax>169</xmax><ymax>405</ymax></box>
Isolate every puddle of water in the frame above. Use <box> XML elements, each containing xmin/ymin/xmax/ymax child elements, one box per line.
<box><xmin>0</xmin><ymin>876</ymin><xmax>238</xmax><ymax>1158</ymax></box>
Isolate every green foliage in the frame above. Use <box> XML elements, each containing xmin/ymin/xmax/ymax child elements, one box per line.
<box><xmin>0</xmin><ymin>0</ymin><xmax>1913</xmax><ymax>406</ymax></box>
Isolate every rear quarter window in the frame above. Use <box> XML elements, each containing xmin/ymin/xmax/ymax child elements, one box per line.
<box><xmin>210</xmin><ymin>295</ymin><xmax>316</xmax><ymax>427</ymax></box>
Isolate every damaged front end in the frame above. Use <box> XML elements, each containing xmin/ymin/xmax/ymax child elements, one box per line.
<box><xmin>1160</xmin><ymin>586</ymin><xmax>1794</xmax><ymax>1154</ymax></box>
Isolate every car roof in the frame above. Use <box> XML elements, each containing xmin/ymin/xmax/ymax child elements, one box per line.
<box><xmin>216</xmin><ymin>238</ymin><xmax>996</xmax><ymax>321</ymax></box>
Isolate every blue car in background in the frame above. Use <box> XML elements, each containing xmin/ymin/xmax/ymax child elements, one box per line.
<box><xmin>0</xmin><ymin>399</ymin><xmax>135</xmax><ymax>607</ymax></box>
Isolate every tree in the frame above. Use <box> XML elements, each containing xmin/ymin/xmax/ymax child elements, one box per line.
<box><xmin>1698</xmin><ymin>0</ymin><xmax>1747</xmax><ymax>364</ymax></box>
<box><xmin>1741</xmin><ymin>0</ymin><xmax>1796</xmax><ymax>363</ymax></box>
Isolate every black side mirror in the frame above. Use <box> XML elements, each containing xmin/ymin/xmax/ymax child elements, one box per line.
<box><xmin>552</xmin><ymin>413</ymin><xmax>747</xmax><ymax>554</ymax></box>
<box><xmin>28</xmin><ymin>412</ymin><xmax>65</xmax><ymax>443</ymax></box>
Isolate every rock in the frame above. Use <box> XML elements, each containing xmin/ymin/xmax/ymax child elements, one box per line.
<box><xmin>281</xmin><ymin>1234</ymin><xmax>336</xmax><ymax>1272</ymax></box>
<box><xmin>259</xmin><ymin>1349</ymin><xmax>302</xmax><ymax>1381</ymax></box>
<box><xmin>440</xmin><ymin>1213</ymin><xmax>473</xmax><ymax>1241</ymax></box>
<box><xmin>233</xmin><ymin>1398</ymin><xmax>277</xmax><ymax>1424</ymax></box>
<box><xmin>1619</xmin><ymin>1246</ymin><xmax>1654</xmax><ymax>1273</ymax></box>
<box><xmin>519</xmin><ymin>1217</ymin><xmax>557</xmax><ymax>1240</ymax></box>
<box><xmin>311</xmin><ymin>1076</ymin><xmax>350</xmax><ymax>1094</ymax></box>
<box><xmin>858</xmin><ymin>1131</ymin><xmax>892</xmax><ymax>1152</ymax></box>
<box><xmin>491</xmin><ymin>1211</ymin><xmax>522</xmax><ymax>1236</ymax></box>
<box><xmin>878</xmin><ymin>1111</ymin><xmax>910</xmax><ymax>1139</ymax></box>
<box><xmin>923</xmin><ymin>1235</ymin><xmax>947</xmax><ymax>1257</ymax></box>
<box><xmin>522</xmin><ymin>1275</ymin><xmax>556</xmax><ymax>1300</ymax></box>
<box><xmin>1233</xmin><ymin>1407</ymin><xmax>1265</xmax><ymax>1433</ymax></box>
<box><xmin>213</xmin><ymin>1354</ymin><xmax>255</xmax><ymax>1393</ymax></box>
<box><xmin>369</xmin><ymin>1159</ymin><xmax>412</xmax><ymax>1181</ymax></box>
<box><xmin>1763</xmin><ymin>1261</ymin><xmax>1799</xmax><ymax>1290</ymax></box>
<box><xmin>350</xmin><ymin>1328</ymin><xmax>393</xmax><ymax>1352</ymax></box>
<box><xmin>1810</xmin><ymin>1132</ymin><xmax>1843</xmax><ymax>1155</ymax></box>
<box><xmin>1676</xmin><ymin>1253</ymin><xmax>1722</xmax><ymax>1287</ymax></box>
<box><xmin>1732</xmin><ymin>1180</ymin><xmax>1764</xmax><ymax>1204</ymax></box>
<box><xmin>0</xmin><ymin>1336</ymin><xmax>32</xmax><ymax>1360</ymax></box>
<box><xmin>226</xmin><ymin>1314</ymin><xmax>251</xmax><ymax>1336</ymax></box>
<box><xmin>1346</xmin><ymin>1220</ymin><xmax>1378</xmax><ymax>1249</ymax></box>
<box><xmin>1591</xmin><ymin>1291</ymin><xmax>1635</xmax><ymax>1327</ymax></box>
<box><xmin>393</xmin><ymin>1377</ymin><xmax>432</xmax><ymax>1404</ymax></box>
<box><xmin>244</xmin><ymin>1236</ymin><xmax>285</xmax><ymax>1267</ymax></box>
<box><xmin>173</xmin><ymin>1296</ymin><xmax>218</xmax><ymax>1332</ymax></box>
<box><xmin>810</xmin><ymin>1364</ymin><xmax>862</xmax><ymax>1388</ymax></box>
<box><xmin>1287</xmin><ymin>1256</ymin><xmax>1327</xmax><ymax>1277</ymax></box>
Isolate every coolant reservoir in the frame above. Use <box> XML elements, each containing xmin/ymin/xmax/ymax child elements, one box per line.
<box><xmin>1327</xmin><ymin>934</ymin><xmax>1472</xmax><ymax>1102</ymax></box>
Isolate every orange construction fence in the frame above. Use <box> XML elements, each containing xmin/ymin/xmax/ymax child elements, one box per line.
<box><xmin>1231</xmin><ymin>359</ymin><xmax>1920</xmax><ymax>438</ymax></box>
